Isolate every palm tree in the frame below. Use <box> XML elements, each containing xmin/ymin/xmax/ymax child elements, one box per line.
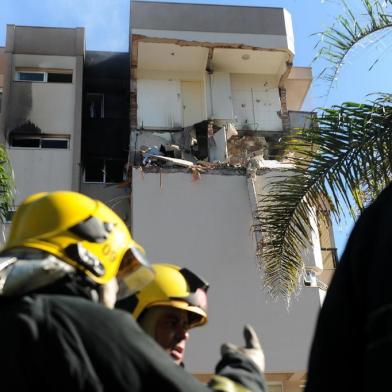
<box><xmin>0</xmin><ymin>145</ymin><xmax>14</xmax><ymax>223</ymax></box>
<box><xmin>256</xmin><ymin>0</ymin><xmax>392</xmax><ymax>300</ymax></box>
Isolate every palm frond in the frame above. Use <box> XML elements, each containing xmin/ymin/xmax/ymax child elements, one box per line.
<box><xmin>315</xmin><ymin>0</ymin><xmax>392</xmax><ymax>93</ymax></box>
<box><xmin>254</xmin><ymin>94</ymin><xmax>392</xmax><ymax>300</ymax></box>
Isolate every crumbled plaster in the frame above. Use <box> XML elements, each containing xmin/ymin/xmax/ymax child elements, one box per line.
<box><xmin>227</xmin><ymin>135</ymin><xmax>268</xmax><ymax>166</ymax></box>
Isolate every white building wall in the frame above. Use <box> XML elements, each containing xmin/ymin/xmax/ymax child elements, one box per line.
<box><xmin>132</xmin><ymin>168</ymin><xmax>321</xmax><ymax>374</ymax></box>
<box><xmin>12</xmin><ymin>54</ymin><xmax>76</xmax><ymax>134</ymax></box>
<box><xmin>6</xmin><ymin>54</ymin><xmax>79</xmax><ymax>205</ymax></box>
<box><xmin>231</xmin><ymin>74</ymin><xmax>282</xmax><ymax>131</ymax></box>
<box><xmin>27</xmin><ymin>83</ymin><xmax>74</xmax><ymax>133</ymax></box>
<box><xmin>137</xmin><ymin>70</ymin><xmax>207</xmax><ymax>129</ymax></box>
<box><xmin>9</xmin><ymin>149</ymin><xmax>72</xmax><ymax>204</ymax></box>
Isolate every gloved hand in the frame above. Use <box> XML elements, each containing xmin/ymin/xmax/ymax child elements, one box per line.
<box><xmin>220</xmin><ymin>324</ymin><xmax>265</xmax><ymax>373</ymax></box>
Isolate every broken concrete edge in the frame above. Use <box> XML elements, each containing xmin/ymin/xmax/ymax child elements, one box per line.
<box><xmin>132</xmin><ymin>34</ymin><xmax>292</xmax><ymax>56</ymax></box>
<box><xmin>132</xmin><ymin>160</ymin><xmax>293</xmax><ymax>176</ymax></box>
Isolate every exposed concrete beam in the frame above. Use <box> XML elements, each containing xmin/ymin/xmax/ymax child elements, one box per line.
<box><xmin>133</xmin><ymin>34</ymin><xmax>291</xmax><ymax>56</ymax></box>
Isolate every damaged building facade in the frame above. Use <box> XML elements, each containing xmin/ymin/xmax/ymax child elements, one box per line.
<box><xmin>130</xmin><ymin>2</ymin><xmax>336</xmax><ymax>391</ymax></box>
<box><xmin>0</xmin><ymin>25</ymin><xmax>131</xmax><ymax>224</ymax></box>
<box><xmin>0</xmin><ymin>2</ymin><xmax>337</xmax><ymax>391</ymax></box>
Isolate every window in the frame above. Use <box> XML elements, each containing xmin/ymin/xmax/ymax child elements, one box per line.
<box><xmin>86</xmin><ymin>94</ymin><xmax>104</xmax><ymax>119</ymax></box>
<box><xmin>16</xmin><ymin>72</ymin><xmax>45</xmax><ymax>82</ymax></box>
<box><xmin>47</xmin><ymin>73</ymin><xmax>73</xmax><ymax>83</ymax></box>
<box><xmin>41</xmin><ymin>138</ymin><xmax>69</xmax><ymax>149</ymax></box>
<box><xmin>9</xmin><ymin>134</ymin><xmax>70</xmax><ymax>149</ymax></box>
<box><xmin>0</xmin><ymin>88</ymin><xmax>2</xmax><ymax>113</ymax></box>
<box><xmin>84</xmin><ymin>158</ymin><xmax>104</xmax><ymax>182</ymax></box>
<box><xmin>15</xmin><ymin>70</ymin><xmax>73</xmax><ymax>83</ymax></box>
<box><xmin>4</xmin><ymin>207</ymin><xmax>16</xmax><ymax>223</ymax></box>
<box><xmin>84</xmin><ymin>158</ymin><xmax>125</xmax><ymax>184</ymax></box>
<box><xmin>11</xmin><ymin>136</ymin><xmax>40</xmax><ymax>148</ymax></box>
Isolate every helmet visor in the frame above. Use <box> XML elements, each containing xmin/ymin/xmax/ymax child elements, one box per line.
<box><xmin>117</xmin><ymin>246</ymin><xmax>154</xmax><ymax>299</ymax></box>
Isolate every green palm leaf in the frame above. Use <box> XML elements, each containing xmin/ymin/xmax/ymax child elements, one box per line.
<box><xmin>0</xmin><ymin>145</ymin><xmax>14</xmax><ymax>223</ymax></box>
<box><xmin>255</xmin><ymin>95</ymin><xmax>392</xmax><ymax>300</ymax></box>
<box><xmin>315</xmin><ymin>0</ymin><xmax>392</xmax><ymax>93</ymax></box>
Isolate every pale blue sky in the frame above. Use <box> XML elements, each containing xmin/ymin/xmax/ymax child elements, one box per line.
<box><xmin>1</xmin><ymin>0</ymin><xmax>392</xmax><ymax>254</ymax></box>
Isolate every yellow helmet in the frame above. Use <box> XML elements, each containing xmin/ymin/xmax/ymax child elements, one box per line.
<box><xmin>3</xmin><ymin>191</ymin><xmax>153</xmax><ymax>290</ymax></box>
<box><xmin>117</xmin><ymin>263</ymin><xmax>209</xmax><ymax>328</ymax></box>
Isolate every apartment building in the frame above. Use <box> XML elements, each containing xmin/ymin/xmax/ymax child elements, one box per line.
<box><xmin>0</xmin><ymin>25</ymin><xmax>84</xmax><ymax>204</ymax></box>
<box><xmin>130</xmin><ymin>2</ymin><xmax>336</xmax><ymax>391</ymax></box>
<box><xmin>0</xmin><ymin>3</ymin><xmax>336</xmax><ymax>391</ymax></box>
<box><xmin>0</xmin><ymin>25</ymin><xmax>131</xmax><ymax>224</ymax></box>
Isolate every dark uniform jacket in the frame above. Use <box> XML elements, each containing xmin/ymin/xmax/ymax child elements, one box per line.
<box><xmin>305</xmin><ymin>182</ymin><xmax>392</xmax><ymax>392</ymax></box>
<box><xmin>0</xmin><ymin>279</ymin><xmax>266</xmax><ymax>391</ymax></box>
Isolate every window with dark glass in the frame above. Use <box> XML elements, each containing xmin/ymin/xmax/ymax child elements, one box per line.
<box><xmin>106</xmin><ymin>160</ymin><xmax>125</xmax><ymax>183</ymax></box>
<box><xmin>83</xmin><ymin>159</ymin><xmax>125</xmax><ymax>183</ymax></box>
<box><xmin>10</xmin><ymin>134</ymin><xmax>70</xmax><ymax>149</ymax></box>
<box><xmin>84</xmin><ymin>159</ymin><xmax>105</xmax><ymax>182</ymax></box>
<box><xmin>15</xmin><ymin>70</ymin><xmax>73</xmax><ymax>83</ymax></box>
<box><xmin>86</xmin><ymin>94</ymin><xmax>104</xmax><ymax>119</ymax></box>
<box><xmin>10</xmin><ymin>136</ymin><xmax>40</xmax><ymax>148</ymax></box>
<box><xmin>17</xmin><ymin>72</ymin><xmax>45</xmax><ymax>82</ymax></box>
<box><xmin>5</xmin><ymin>208</ymin><xmax>16</xmax><ymax>223</ymax></box>
<box><xmin>41</xmin><ymin>139</ymin><xmax>69</xmax><ymax>149</ymax></box>
<box><xmin>47</xmin><ymin>73</ymin><xmax>73</xmax><ymax>83</ymax></box>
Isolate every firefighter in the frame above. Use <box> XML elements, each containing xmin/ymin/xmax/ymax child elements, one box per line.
<box><xmin>0</xmin><ymin>191</ymin><xmax>267</xmax><ymax>391</ymax></box>
<box><xmin>116</xmin><ymin>263</ymin><xmax>209</xmax><ymax>366</ymax></box>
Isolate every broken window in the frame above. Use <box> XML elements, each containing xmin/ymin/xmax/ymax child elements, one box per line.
<box><xmin>9</xmin><ymin>134</ymin><xmax>70</xmax><ymax>149</ymax></box>
<box><xmin>86</xmin><ymin>94</ymin><xmax>104</xmax><ymax>119</ymax></box>
<box><xmin>83</xmin><ymin>158</ymin><xmax>125</xmax><ymax>183</ymax></box>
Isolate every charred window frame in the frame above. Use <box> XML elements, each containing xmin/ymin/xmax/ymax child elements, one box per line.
<box><xmin>86</xmin><ymin>94</ymin><xmax>105</xmax><ymax>119</ymax></box>
<box><xmin>83</xmin><ymin>158</ymin><xmax>125</xmax><ymax>184</ymax></box>
<box><xmin>9</xmin><ymin>134</ymin><xmax>70</xmax><ymax>149</ymax></box>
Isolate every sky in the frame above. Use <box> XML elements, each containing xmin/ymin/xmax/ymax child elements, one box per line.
<box><xmin>1</xmin><ymin>0</ymin><xmax>392</xmax><ymax>255</ymax></box>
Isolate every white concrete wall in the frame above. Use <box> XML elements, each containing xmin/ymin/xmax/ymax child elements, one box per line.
<box><xmin>7</xmin><ymin>54</ymin><xmax>80</xmax><ymax>204</ymax></box>
<box><xmin>12</xmin><ymin>54</ymin><xmax>76</xmax><ymax>134</ymax></box>
<box><xmin>14</xmin><ymin>54</ymin><xmax>76</xmax><ymax>69</ymax></box>
<box><xmin>137</xmin><ymin>73</ymin><xmax>207</xmax><ymax>129</ymax></box>
<box><xmin>9</xmin><ymin>149</ymin><xmax>72</xmax><ymax>205</ymax></box>
<box><xmin>132</xmin><ymin>168</ymin><xmax>321</xmax><ymax>374</ymax></box>
<box><xmin>231</xmin><ymin>74</ymin><xmax>282</xmax><ymax>131</ymax></box>
<box><xmin>81</xmin><ymin>183</ymin><xmax>131</xmax><ymax>226</ymax></box>
<box><xmin>27</xmin><ymin>83</ymin><xmax>74</xmax><ymax>133</ymax></box>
